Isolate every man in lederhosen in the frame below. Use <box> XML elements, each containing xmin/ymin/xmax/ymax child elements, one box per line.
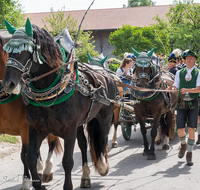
<box><xmin>168</xmin><ymin>49</ymin><xmax>200</xmax><ymax>166</ymax></box>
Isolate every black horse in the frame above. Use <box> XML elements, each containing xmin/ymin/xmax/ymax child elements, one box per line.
<box><xmin>131</xmin><ymin>47</ymin><xmax>178</xmax><ymax>160</ymax></box>
<box><xmin>2</xmin><ymin>18</ymin><xmax>116</xmax><ymax>190</ymax></box>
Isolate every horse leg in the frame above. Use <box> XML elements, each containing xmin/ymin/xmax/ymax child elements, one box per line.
<box><xmin>26</xmin><ymin>127</ymin><xmax>47</xmax><ymax>190</ymax></box>
<box><xmin>138</xmin><ymin>117</ymin><xmax>149</xmax><ymax>156</ymax></box>
<box><xmin>19</xmin><ymin>131</ymin><xmax>31</xmax><ymax>190</ymax></box>
<box><xmin>155</xmin><ymin>127</ymin><xmax>161</xmax><ymax>145</ymax></box>
<box><xmin>63</xmin><ymin>131</ymin><xmax>77</xmax><ymax>190</ymax></box>
<box><xmin>148</xmin><ymin>116</ymin><xmax>160</xmax><ymax>160</ymax></box>
<box><xmin>36</xmin><ymin>150</ymin><xmax>43</xmax><ymax>181</ymax></box>
<box><xmin>112</xmin><ymin>107</ymin><xmax>120</xmax><ymax>148</ymax></box>
<box><xmin>162</xmin><ymin>111</ymin><xmax>173</xmax><ymax>150</ymax></box>
<box><xmin>77</xmin><ymin>125</ymin><xmax>91</xmax><ymax>188</ymax></box>
<box><xmin>42</xmin><ymin>134</ymin><xmax>62</xmax><ymax>183</ymax></box>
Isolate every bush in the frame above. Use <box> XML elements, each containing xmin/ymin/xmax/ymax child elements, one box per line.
<box><xmin>108</xmin><ymin>58</ymin><xmax>121</xmax><ymax>72</ymax></box>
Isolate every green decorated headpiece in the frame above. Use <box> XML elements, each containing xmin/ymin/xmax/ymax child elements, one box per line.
<box><xmin>4</xmin><ymin>19</ymin><xmax>17</xmax><ymax>34</ymax></box>
<box><xmin>132</xmin><ymin>47</ymin><xmax>155</xmax><ymax>67</ymax></box>
<box><xmin>3</xmin><ymin>18</ymin><xmax>44</xmax><ymax>64</ymax></box>
<box><xmin>3</xmin><ymin>18</ymin><xmax>34</xmax><ymax>54</ymax></box>
<box><xmin>87</xmin><ymin>51</ymin><xmax>108</xmax><ymax>67</ymax></box>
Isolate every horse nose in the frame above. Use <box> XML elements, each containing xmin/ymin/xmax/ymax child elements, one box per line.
<box><xmin>2</xmin><ymin>79</ymin><xmax>16</xmax><ymax>94</ymax></box>
<box><xmin>137</xmin><ymin>80</ymin><xmax>147</xmax><ymax>88</ymax></box>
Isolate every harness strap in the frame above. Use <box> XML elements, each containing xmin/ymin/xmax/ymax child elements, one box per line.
<box><xmin>78</xmin><ymin>100</ymin><xmax>94</xmax><ymax>126</ymax></box>
<box><xmin>6</xmin><ymin>58</ymin><xmax>32</xmax><ymax>72</ymax></box>
<box><xmin>23</xmin><ymin>62</ymin><xmax>74</xmax><ymax>102</ymax></box>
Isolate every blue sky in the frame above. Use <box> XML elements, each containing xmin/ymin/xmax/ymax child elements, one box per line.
<box><xmin>19</xmin><ymin>0</ymin><xmax>184</xmax><ymax>13</ymax></box>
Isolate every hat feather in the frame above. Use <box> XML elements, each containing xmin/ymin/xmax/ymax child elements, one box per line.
<box><xmin>172</xmin><ymin>49</ymin><xmax>182</xmax><ymax>58</ymax></box>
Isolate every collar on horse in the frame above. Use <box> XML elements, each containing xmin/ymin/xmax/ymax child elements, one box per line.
<box><xmin>21</xmin><ymin>62</ymin><xmax>78</xmax><ymax>107</ymax></box>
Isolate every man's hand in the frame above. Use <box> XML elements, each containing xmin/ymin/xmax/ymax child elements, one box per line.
<box><xmin>181</xmin><ymin>88</ymin><xmax>187</xmax><ymax>94</ymax></box>
<box><xmin>166</xmin><ymin>86</ymin><xmax>178</xmax><ymax>94</ymax></box>
<box><xmin>167</xmin><ymin>86</ymin><xmax>172</xmax><ymax>90</ymax></box>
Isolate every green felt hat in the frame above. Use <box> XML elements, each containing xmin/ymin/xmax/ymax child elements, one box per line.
<box><xmin>183</xmin><ymin>49</ymin><xmax>198</xmax><ymax>59</ymax></box>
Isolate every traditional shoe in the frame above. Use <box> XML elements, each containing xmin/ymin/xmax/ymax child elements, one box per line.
<box><xmin>196</xmin><ymin>138</ymin><xmax>200</xmax><ymax>145</ymax></box>
<box><xmin>196</xmin><ymin>135</ymin><xmax>200</xmax><ymax>145</ymax></box>
<box><xmin>186</xmin><ymin>152</ymin><xmax>193</xmax><ymax>166</ymax></box>
<box><xmin>178</xmin><ymin>143</ymin><xmax>187</xmax><ymax>158</ymax></box>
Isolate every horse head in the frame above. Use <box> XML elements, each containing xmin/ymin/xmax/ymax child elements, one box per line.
<box><xmin>2</xmin><ymin>18</ymin><xmax>63</xmax><ymax>94</ymax></box>
<box><xmin>88</xmin><ymin>51</ymin><xmax>108</xmax><ymax>68</ymax></box>
<box><xmin>132</xmin><ymin>47</ymin><xmax>156</xmax><ymax>88</ymax></box>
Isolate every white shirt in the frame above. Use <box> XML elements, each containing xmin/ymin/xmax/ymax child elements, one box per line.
<box><xmin>173</xmin><ymin>65</ymin><xmax>200</xmax><ymax>94</ymax></box>
<box><xmin>116</xmin><ymin>68</ymin><xmax>133</xmax><ymax>79</ymax></box>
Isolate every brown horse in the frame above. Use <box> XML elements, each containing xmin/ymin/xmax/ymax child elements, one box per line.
<box><xmin>0</xmin><ymin>36</ymin><xmax>63</xmax><ymax>190</ymax></box>
<box><xmin>131</xmin><ymin>47</ymin><xmax>177</xmax><ymax>160</ymax></box>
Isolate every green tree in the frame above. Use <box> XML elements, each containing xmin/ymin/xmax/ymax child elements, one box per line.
<box><xmin>154</xmin><ymin>0</ymin><xmax>200</xmax><ymax>61</ymax></box>
<box><xmin>0</xmin><ymin>0</ymin><xmax>25</xmax><ymax>29</ymax></box>
<box><xmin>42</xmin><ymin>7</ymin><xmax>98</xmax><ymax>62</ymax></box>
<box><xmin>109</xmin><ymin>24</ymin><xmax>166</xmax><ymax>59</ymax></box>
<box><xmin>128</xmin><ymin>0</ymin><xmax>156</xmax><ymax>7</ymax></box>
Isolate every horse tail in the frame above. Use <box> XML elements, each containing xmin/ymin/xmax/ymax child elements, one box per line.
<box><xmin>87</xmin><ymin>118</ymin><xmax>108</xmax><ymax>171</ymax></box>
<box><xmin>169</xmin><ymin>111</ymin><xmax>175</xmax><ymax>140</ymax></box>
<box><xmin>160</xmin><ymin>111</ymin><xmax>174</xmax><ymax>139</ymax></box>
<box><xmin>47</xmin><ymin>134</ymin><xmax>63</xmax><ymax>156</ymax></box>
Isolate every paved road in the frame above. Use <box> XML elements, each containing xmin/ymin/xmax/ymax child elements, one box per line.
<box><xmin>0</xmin><ymin>125</ymin><xmax>200</xmax><ymax>190</ymax></box>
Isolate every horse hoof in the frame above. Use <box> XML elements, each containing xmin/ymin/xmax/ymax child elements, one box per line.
<box><xmin>155</xmin><ymin>139</ymin><xmax>161</xmax><ymax>145</ymax></box>
<box><xmin>162</xmin><ymin>144</ymin><xmax>169</xmax><ymax>150</ymax></box>
<box><xmin>35</xmin><ymin>186</ymin><xmax>47</xmax><ymax>190</ymax></box>
<box><xmin>100</xmin><ymin>167</ymin><xmax>109</xmax><ymax>176</ymax></box>
<box><xmin>112</xmin><ymin>142</ymin><xmax>118</xmax><ymax>148</ymax></box>
<box><xmin>143</xmin><ymin>151</ymin><xmax>150</xmax><ymax>156</ymax></box>
<box><xmin>147</xmin><ymin>155</ymin><xmax>156</xmax><ymax>160</ymax></box>
<box><xmin>42</xmin><ymin>173</ymin><xmax>53</xmax><ymax>183</ymax></box>
<box><xmin>40</xmin><ymin>186</ymin><xmax>47</xmax><ymax>190</ymax></box>
<box><xmin>80</xmin><ymin>179</ymin><xmax>91</xmax><ymax>188</ymax></box>
<box><xmin>37</xmin><ymin>173</ymin><xmax>43</xmax><ymax>181</ymax></box>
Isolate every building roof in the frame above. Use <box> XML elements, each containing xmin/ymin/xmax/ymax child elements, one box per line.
<box><xmin>0</xmin><ymin>29</ymin><xmax>12</xmax><ymax>40</ymax></box>
<box><xmin>25</xmin><ymin>5</ymin><xmax>172</xmax><ymax>31</ymax></box>
<box><xmin>0</xmin><ymin>5</ymin><xmax>172</xmax><ymax>39</ymax></box>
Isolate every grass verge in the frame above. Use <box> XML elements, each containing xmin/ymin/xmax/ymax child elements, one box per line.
<box><xmin>0</xmin><ymin>134</ymin><xmax>19</xmax><ymax>144</ymax></box>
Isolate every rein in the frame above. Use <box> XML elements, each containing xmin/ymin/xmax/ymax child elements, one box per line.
<box><xmin>77</xmin><ymin>60</ymin><xmax>178</xmax><ymax>93</ymax></box>
<box><xmin>27</xmin><ymin>59</ymin><xmax>77</xmax><ymax>82</ymax></box>
<box><xmin>1</xmin><ymin>59</ymin><xmax>177</xmax><ymax>94</ymax></box>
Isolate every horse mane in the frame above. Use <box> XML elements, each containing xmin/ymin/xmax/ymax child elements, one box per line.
<box><xmin>0</xmin><ymin>36</ymin><xmax>8</xmax><ymax>66</ymax></box>
<box><xmin>32</xmin><ymin>25</ymin><xmax>63</xmax><ymax>69</ymax></box>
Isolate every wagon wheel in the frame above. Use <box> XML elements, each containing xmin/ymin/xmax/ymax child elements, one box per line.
<box><xmin>121</xmin><ymin>121</ymin><xmax>132</xmax><ymax>140</ymax></box>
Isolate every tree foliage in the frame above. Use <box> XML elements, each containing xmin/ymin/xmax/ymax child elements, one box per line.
<box><xmin>109</xmin><ymin>24</ymin><xmax>166</xmax><ymax>59</ymax></box>
<box><xmin>0</xmin><ymin>0</ymin><xmax>25</xmax><ymax>29</ymax></box>
<box><xmin>154</xmin><ymin>0</ymin><xmax>200</xmax><ymax>61</ymax></box>
<box><xmin>128</xmin><ymin>0</ymin><xmax>156</xmax><ymax>7</ymax></box>
<box><xmin>42</xmin><ymin>7</ymin><xmax>98</xmax><ymax>63</ymax></box>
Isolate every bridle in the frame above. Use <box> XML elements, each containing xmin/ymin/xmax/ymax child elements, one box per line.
<box><xmin>4</xmin><ymin>34</ymin><xmax>46</xmax><ymax>85</ymax></box>
<box><xmin>134</xmin><ymin>60</ymin><xmax>160</xmax><ymax>88</ymax></box>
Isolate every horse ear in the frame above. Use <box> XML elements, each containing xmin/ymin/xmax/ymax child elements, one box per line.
<box><xmin>25</xmin><ymin>18</ymin><xmax>33</xmax><ymax>37</ymax></box>
<box><xmin>131</xmin><ymin>47</ymin><xmax>140</xmax><ymax>57</ymax></box>
<box><xmin>100</xmin><ymin>55</ymin><xmax>108</xmax><ymax>65</ymax></box>
<box><xmin>147</xmin><ymin>47</ymin><xmax>155</xmax><ymax>58</ymax></box>
<box><xmin>87</xmin><ymin>51</ymin><xmax>93</xmax><ymax>62</ymax></box>
<box><xmin>4</xmin><ymin>19</ymin><xmax>17</xmax><ymax>34</ymax></box>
